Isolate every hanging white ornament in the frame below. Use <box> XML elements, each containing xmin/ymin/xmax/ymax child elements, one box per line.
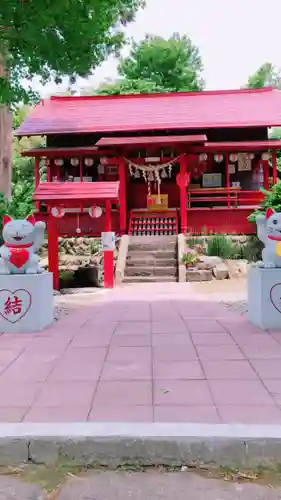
<box><xmin>100</xmin><ymin>157</ymin><xmax>108</xmax><ymax>165</ymax></box>
<box><xmin>262</xmin><ymin>152</ymin><xmax>270</xmax><ymax>161</ymax></box>
<box><xmin>97</xmin><ymin>164</ymin><xmax>105</xmax><ymax>175</ymax></box>
<box><xmin>70</xmin><ymin>158</ymin><xmax>79</xmax><ymax>166</ymax></box>
<box><xmin>54</xmin><ymin>158</ymin><xmax>64</xmax><ymax>166</ymax></box>
<box><xmin>135</xmin><ymin>168</ymin><xmax>140</xmax><ymax>178</ymax></box>
<box><xmin>229</xmin><ymin>154</ymin><xmax>238</xmax><ymax>163</ymax></box>
<box><xmin>142</xmin><ymin>170</ymin><xmax>147</xmax><ymax>182</ymax></box>
<box><xmin>249</xmin><ymin>153</ymin><xmax>255</xmax><ymax>160</ymax></box>
<box><xmin>129</xmin><ymin>165</ymin><xmax>133</xmax><ymax>176</ymax></box>
<box><xmin>168</xmin><ymin>165</ymin><xmax>172</xmax><ymax>178</ymax></box>
<box><xmin>89</xmin><ymin>205</ymin><xmax>103</xmax><ymax>218</ymax></box>
<box><xmin>44</xmin><ymin>158</ymin><xmax>50</xmax><ymax>166</ymax></box>
<box><xmin>51</xmin><ymin>207</ymin><xmax>65</xmax><ymax>218</ymax></box>
<box><xmin>84</xmin><ymin>158</ymin><xmax>94</xmax><ymax>167</ymax></box>
<box><xmin>199</xmin><ymin>153</ymin><xmax>208</xmax><ymax>163</ymax></box>
<box><xmin>214</xmin><ymin>154</ymin><xmax>224</xmax><ymax>163</ymax></box>
<box><xmin>148</xmin><ymin>171</ymin><xmax>154</xmax><ymax>182</ymax></box>
<box><xmin>161</xmin><ymin>168</ymin><xmax>168</xmax><ymax>179</ymax></box>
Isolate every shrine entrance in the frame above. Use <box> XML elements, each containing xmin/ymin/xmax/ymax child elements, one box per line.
<box><xmin>33</xmin><ymin>181</ymin><xmax>119</xmax><ymax>290</ymax></box>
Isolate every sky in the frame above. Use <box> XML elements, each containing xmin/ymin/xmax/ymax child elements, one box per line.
<box><xmin>38</xmin><ymin>0</ymin><xmax>281</xmax><ymax>96</ymax></box>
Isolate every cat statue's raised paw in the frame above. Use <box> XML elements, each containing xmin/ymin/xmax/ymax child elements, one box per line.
<box><xmin>256</xmin><ymin>208</ymin><xmax>281</xmax><ymax>268</ymax></box>
<box><xmin>0</xmin><ymin>214</ymin><xmax>46</xmax><ymax>275</ymax></box>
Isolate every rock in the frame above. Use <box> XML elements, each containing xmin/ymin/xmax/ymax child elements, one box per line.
<box><xmin>197</xmin><ymin>255</ymin><xmax>223</xmax><ymax>270</ymax></box>
<box><xmin>224</xmin><ymin>259</ymin><xmax>249</xmax><ymax>279</ymax></box>
<box><xmin>186</xmin><ymin>269</ymin><xmax>213</xmax><ymax>282</ymax></box>
<box><xmin>213</xmin><ymin>262</ymin><xmax>229</xmax><ymax>280</ymax></box>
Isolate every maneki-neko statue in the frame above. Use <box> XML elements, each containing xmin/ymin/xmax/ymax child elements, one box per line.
<box><xmin>0</xmin><ymin>214</ymin><xmax>46</xmax><ymax>275</ymax></box>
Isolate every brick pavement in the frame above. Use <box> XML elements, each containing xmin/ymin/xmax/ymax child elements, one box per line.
<box><xmin>0</xmin><ymin>283</ymin><xmax>281</xmax><ymax>424</ymax></box>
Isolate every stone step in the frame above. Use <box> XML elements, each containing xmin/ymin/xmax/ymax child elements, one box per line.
<box><xmin>126</xmin><ymin>257</ymin><xmax>177</xmax><ymax>267</ymax></box>
<box><xmin>123</xmin><ymin>275</ymin><xmax>178</xmax><ymax>283</ymax></box>
<box><xmin>127</xmin><ymin>250</ymin><xmax>177</xmax><ymax>260</ymax></box>
<box><xmin>128</xmin><ymin>241</ymin><xmax>177</xmax><ymax>252</ymax></box>
<box><xmin>125</xmin><ymin>266</ymin><xmax>177</xmax><ymax>277</ymax></box>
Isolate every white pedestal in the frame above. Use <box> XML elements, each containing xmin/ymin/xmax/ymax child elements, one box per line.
<box><xmin>248</xmin><ymin>266</ymin><xmax>281</xmax><ymax>330</ymax></box>
<box><xmin>0</xmin><ymin>273</ymin><xmax>53</xmax><ymax>333</ymax></box>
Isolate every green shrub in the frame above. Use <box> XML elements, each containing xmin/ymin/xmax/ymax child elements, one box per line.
<box><xmin>249</xmin><ymin>183</ymin><xmax>281</xmax><ymax>223</ymax></box>
<box><xmin>206</xmin><ymin>234</ymin><xmax>239</xmax><ymax>259</ymax></box>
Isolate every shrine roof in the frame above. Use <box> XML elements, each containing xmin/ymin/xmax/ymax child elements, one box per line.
<box><xmin>189</xmin><ymin>140</ymin><xmax>281</xmax><ymax>152</ymax></box>
<box><xmin>15</xmin><ymin>87</ymin><xmax>281</xmax><ymax>137</ymax></box>
<box><xmin>33</xmin><ymin>182</ymin><xmax>119</xmax><ymax>203</ymax></box>
<box><xmin>95</xmin><ymin>134</ymin><xmax>207</xmax><ymax>147</ymax></box>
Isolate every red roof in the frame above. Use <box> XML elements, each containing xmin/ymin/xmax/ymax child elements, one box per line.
<box><xmin>33</xmin><ymin>182</ymin><xmax>119</xmax><ymax>203</ymax></box>
<box><xmin>189</xmin><ymin>140</ymin><xmax>281</xmax><ymax>152</ymax></box>
<box><xmin>15</xmin><ymin>88</ymin><xmax>281</xmax><ymax>136</ymax></box>
<box><xmin>95</xmin><ymin>134</ymin><xmax>207</xmax><ymax>147</ymax></box>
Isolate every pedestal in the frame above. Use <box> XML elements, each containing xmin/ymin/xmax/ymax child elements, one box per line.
<box><xmin>248</xmin><ymin>266</ymin><xmax>281</xmax><ymax>330</ymax></box>
<box><xmin>0</xmin><ymin>273</ymin><xmax>53</xmax><ymax>333</ymax></box>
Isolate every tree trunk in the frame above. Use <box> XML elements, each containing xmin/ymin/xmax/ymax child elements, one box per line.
<box><xmin>0</xmin><ymin>105</ymin><xmax>12</xmax><ymax>199</ymax></box>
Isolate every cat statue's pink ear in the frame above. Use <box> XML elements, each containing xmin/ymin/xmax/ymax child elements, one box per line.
<box><xmin>266</xmin><ymin>208</ymin><xmax>275</xmax><ymax>219</ymax></box>
<box><xmin>26</xmin><ymin>214</ymin><xmax>35</xmax><ymax>225</ymax></box>
<box><xmin>3</xmin><ymin>215</ymin><xmax>12</xmax><ymax>226</ymax></box>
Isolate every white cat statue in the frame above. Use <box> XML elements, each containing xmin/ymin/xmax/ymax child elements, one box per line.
<box><xmin>0</xmin><ymin>215</ymin><xmax>46</xmax><ymax>275</ymax></box>
<box><xmin>256</xmin><ymin>208</ymin><xmax>281</xmax><ymax>268</ymax></box>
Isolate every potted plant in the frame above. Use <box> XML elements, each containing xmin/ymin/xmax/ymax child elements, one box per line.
<box><xmin>181</xmin><ymin>248</ymin><xmax>199</xmax><ymax>268</ymax></box>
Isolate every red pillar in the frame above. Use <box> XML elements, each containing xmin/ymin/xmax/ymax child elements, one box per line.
<box><xmin>35</xmin><ymin>158</ymin><xmax>40</xmax><ymax>211</ymax></box>
<box><xmin>225</xmin><ymin>153</ymin><xmax>231</xmax><ymax>208</ymax></box>
<box><xmin>263</xmin><ymin>160</ymin><xmax>270</xmax><ymax>190</ymax></box>
<box><xmin>179</xmin><ymin>155</ymin><xmax>187</xmax><ymax>233</ymax></box>
<box><xmin>119</xmin><ymin>157</ymin><xmax>127</xmax><ymax>234</ymax></box>
<box><xmin>48</xmin><ymin>212</ymin><xmax>59</xmax><ymax>290</ymax></box>
<box><xmin>272</xmin><ymin>151</ymin><xmax>278</xmax><ymax>185</ymax></box>
<box><xmin>103</xmin><ymin>200</ymin><xmax>114</xmax><ymax>288</ymax></box>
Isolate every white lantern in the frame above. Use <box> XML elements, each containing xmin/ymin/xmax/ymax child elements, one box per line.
<box><xmin>89</xmin><ymin>205</ymin><xmax>103</xmax><ymax>218</ymax></box>
<box><xmin>262</xmin><ymin>152</ymin><xmax>270</xmax><ymax>161</ymax></box>
<box><xmin>54</xmin><ymin>158</ymin><xmax>64</xmax><ymax>166</ymax></box>
<box><xmin>214</xmin><ymin>154</ymin><xmax>224</xmax><ymax>163</ymax></box>
<box><xmin>134</xmin><ymin>169</ymin><xmax>140</xmax><ymax>178</ymax></box>
<box><xmin>199</xmin><ymin>153</ymin><xmax>208</xmax><ymax>163</ymax></box>
<box><xmin>229</xmin><ymin>154</ymin><xmax>238</xmax><ymax>163</ymax></box>
<box><xmin>100</xmin><ymin>157</ymin><xmax>108</xmax><ymax>165</ymax></box>
<box><xmin>44</xmin><ymin>158</ymin><xmax>50</xmax><ymax>166</ymax></box>
<box><xmin>70</xmin><ymin>158</ymin><xmax>79</xmax><ymax>166</ymax></box>
<box><xmin>97</xmin><ymin>164</ymin><xmax>105</xmax><ymax>175</ymax></box>
<box><xmin>51</xmin><ymin>207</ymin><xmax>65</xmax><ymax>218</ymax></box>
<box><xmin>249</xmin><ymin>153</ymin><xmax>255</xmax><ymax>160</ymax></box>
<box><xmin>84</xmin><ymin>158</ymin><xmax>94</xmax><ymax>167</ymax></box>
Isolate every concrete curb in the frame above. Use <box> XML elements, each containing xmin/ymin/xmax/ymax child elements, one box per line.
<box><xmin>1</xmin><ymin>423</ymin><xmax>281</xmax><ymax>467</ymax></box>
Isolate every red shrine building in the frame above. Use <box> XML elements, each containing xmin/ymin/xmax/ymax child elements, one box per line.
<box><xmin>15</xmin><ymin>87</ymin><xmax>281</xmax><ymax>288</ymax></box>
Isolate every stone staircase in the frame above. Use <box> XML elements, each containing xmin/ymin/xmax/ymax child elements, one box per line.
<box><xmin>123</xmin><ymin>236</ymin><xmax>178</xmax><ymax>283</ymax></box>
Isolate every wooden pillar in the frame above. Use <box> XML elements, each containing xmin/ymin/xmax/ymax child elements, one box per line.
<box><xmin>119</xmin><ymin>157</ymin><xmax>127</xmax><ymax>234</ymax></box>
<box><xmin>272</xmin><ymin>151</ymin><xmax>278</xmax><ymax>185</ymax></box>
<box><xmin>263</xmin><ymin>160</ymin><xmax>270</xmax><ymax>190</ymax></box>
<box><xmin>179</xmin><ymin>155</ymin><xmax>187</xmax><ymax>233</ymax></box>
<box><xmin>35</xmin><ymin>157</ymin><xmax>40</xmax><ymax>210</ymax></box>
<box><xmin>48</xmin><ymin>212</ymin><xmax>59</xmax><ymax>290</ymax></box>
<box><xmin>103</xmin><ymin>200</ymin><xmax>114</xmax><ymax>288</ymax></box>
<box><xmin>225</xmin><ymin>153</ymin><xmax>231</xmax><ymax>208</ymax></box>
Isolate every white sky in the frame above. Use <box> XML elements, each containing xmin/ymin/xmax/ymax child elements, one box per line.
<box><xmin>37</xmin><ymin>0</ymin><xmax>281</xmax><ymax>96</ymax></box>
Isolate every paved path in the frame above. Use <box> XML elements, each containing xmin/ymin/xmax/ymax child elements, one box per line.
<box><xmin>0</xmin><ymin>471</ymin><xmax>280</xmax><ymax>500</ymax></box>
<box><xmin>0</xmin><ymin>283</ymin><xmax>281</xmax><ymax>423</ymax></box>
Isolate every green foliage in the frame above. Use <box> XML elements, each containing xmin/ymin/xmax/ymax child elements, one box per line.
<box><xmin>246</xmin><ymin>62</ymin><xmax>281</xmax><ymax>89</ymax></box>
<box><xmin>0</xmin><ymin>0</ymin><xmax>145</xmax><ymax>105</ymax></box>
<box><xmin>119</xmin><ymin>33</ymin><xmax>204</xmax><ymax>92</ymax></box>
<box><xmin>94</xmin><ymin>78</ymin><xmax>166</xmax><ymax>95</ymax></box>
<box><xmin>93</xmin><ymin>32</ymin><xmax>204</xmax><ymax>95</ymax></box>
<box><xmin>249</xmin><ymin>183</ymin><xmax>281</xmax><ymax>223</ymax></box>
<box><xmin>207</xmin><ymin>235</ymin><xmax>238</xmax><ymax>259</ymax></box>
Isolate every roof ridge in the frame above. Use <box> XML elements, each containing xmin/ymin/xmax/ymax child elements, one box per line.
<box><xmin>49</xmin><ymin>87</ymin><xmax>275</xmax><ymax>103</ymax></box>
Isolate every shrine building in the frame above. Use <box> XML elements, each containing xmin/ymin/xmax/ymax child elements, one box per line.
<box><xmin>15</xmin><ymin>87</ymin><xmax>281</xmax><ymax>288</ymax></box>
